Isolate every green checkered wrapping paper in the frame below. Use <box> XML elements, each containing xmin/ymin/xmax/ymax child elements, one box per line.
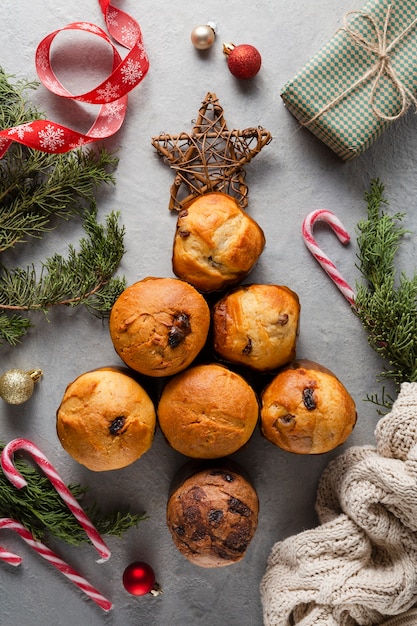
<box><xmin>281</xmin><ymin>0</ymin><xmax>417</xmax><ymax>160</ymax></box>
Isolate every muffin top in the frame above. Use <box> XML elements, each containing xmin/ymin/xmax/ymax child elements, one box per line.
<box><xmin>109</xmin><ymin>277</ymin><xmax>210</xmax><ymax>377</ymax></box>
<box><xmin>157</xmin><ymin>363</ymin><xmax>259</xmax><ymax>458</ymax></box>
<box><xmin>56</xmin><ymin>367</ymin><xmax>156</xmax><ymax>471</ymax></box>
<box><xmin>213</xmin><ymin>283</ymin><xmax>300</xmax><ymax>371</ymax></box>
<box><xmin>172</xmin><ymin>192</ymin><xmax>265</xmax><ymax>292</ymax></box>
<box><xmin>260</xmin><ymin>360</ymin><xmax>357</xmax><ymax>454</ymax></box>
<box><xmin>167</xmin><ymin>461</ymin><xmax>259</xmax><ymax>567</ymax></box>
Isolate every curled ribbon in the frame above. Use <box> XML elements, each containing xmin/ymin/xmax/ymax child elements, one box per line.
<box><xmin>0</xmin><ymin>0</ymin><xmax>149</xmax><ymax>157</ymax></box>
<box><xmin>305</xmin><ymin>3</ymin><xmax>417</xmax><ymax>126</ymax></box>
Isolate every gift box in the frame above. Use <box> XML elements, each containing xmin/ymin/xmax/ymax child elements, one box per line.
<box><xmin>280</xmin><ymin>0</ymin><xmax>417</xmax><ymax>160</ymax></box>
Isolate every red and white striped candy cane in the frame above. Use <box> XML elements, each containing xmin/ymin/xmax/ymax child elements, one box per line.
<box><xmin>0</xmin><ymin>518</ymin><xmax>112</xmax><ymax>611</ymax></box>
<box><xmin>1</xmin><ymin>439</ymin><xmax>110</xmax><ymax>562</ymax></box>
<box><xmin>302</xmin><ymin>209</ymin><xmax>356</xmax><ymax>306</ymax></box>
<box><xmin>0</xmin><ymin>544</ymin><xmax>22</xmax><ymax>566</ymax></box>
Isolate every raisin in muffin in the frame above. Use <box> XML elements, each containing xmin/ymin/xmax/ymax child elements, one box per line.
<box><xmin>212</xmin><ymin>283</ymin><xmax>300</xmax><ymax>371</ymax></box>
<box><xmin>56</xmin><ymin>367</ymin><xmax>156</xmax><ymax>471</ymax></box>
<box><xmin>157</xmin><ymin>363</ymin><xmax>259</xmax><ymax>458</ymax></box>
<box><xmin>260</xmin><ymin>359</ymin><xmax>357</xmax><ymax>454</ymax></box>
<box><xmin>109</xmin><ymin>277</ymin><xmax>210</xmax><ymax>377</ymax></box>
<box><xmin>167</xmin><ymin>460</ymin><xmax>259</xmax><ymax>567</ymax></box>
<box><xmin>172</xmin><ymin>192</ymin><xmax>265</xmax><ymax>292</ymax></box>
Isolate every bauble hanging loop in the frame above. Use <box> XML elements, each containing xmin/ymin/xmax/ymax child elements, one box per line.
<box><xmin>223</xmin><ymin>42</ymin><xmax>262</xmax><ymax>79</ymax></box>
<box><xmin>0</xmin><ymin>369</ymin><xmax>42</xmax><ymax>405</ymax></box>
<box><xmin>191</xmin><ymin>23</ymin><xmax>217</xmax><ymax>50</ymax></box>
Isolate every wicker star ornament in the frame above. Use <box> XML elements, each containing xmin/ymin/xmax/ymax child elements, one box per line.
<box><xmin>151</xmin><ymin>93</ymin><xmax>272</xmax><ymax>211</ymax></box>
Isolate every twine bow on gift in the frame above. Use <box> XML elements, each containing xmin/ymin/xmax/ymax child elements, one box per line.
<box><xmin>306</xmin><ymin>4</ymin><xmax>417</xmax><ymax>125</ymax></box>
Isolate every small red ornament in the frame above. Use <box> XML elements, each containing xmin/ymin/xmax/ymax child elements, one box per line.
<box><xmin>223</xmin><ymin>43</ymin><xmax>262</xmax><ymax>79</ymax></box>
<box><xmin>122</xmin><ymin>561</ymin><xmax>162</xmax><ymax>597</ymax></box>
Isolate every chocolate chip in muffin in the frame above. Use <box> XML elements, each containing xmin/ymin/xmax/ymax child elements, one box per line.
<box><xmin>302</xmin><ymin>387</ymin><xmax>316</xmax><ymax>410</ymax></box>
<box><xmin>168</xmin><ymin>312</ymin><xmax>191</xmax><ymax>347</ymax></box>
<box><xmin>109</xmin><ymin>415</ymin><xmax>126</xmax><ymax>435</ymax></box>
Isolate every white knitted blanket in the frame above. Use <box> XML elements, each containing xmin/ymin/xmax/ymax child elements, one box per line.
<box><xmin>260</xmin><ymin>382</ymin><xmax>417</xmax><ymax>626</ymax></box>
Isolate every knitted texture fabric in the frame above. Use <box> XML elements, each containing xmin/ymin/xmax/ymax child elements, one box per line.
<box><xmin>260</xmin><ymin>382</ymin><xmax>417</xmax><ymax>626</ymax></box>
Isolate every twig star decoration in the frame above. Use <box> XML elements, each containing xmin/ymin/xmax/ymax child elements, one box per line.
<box><xmin>151</xmin><ymin>92</ymin><xmax>272</xmax><ymax>211</ymax></box>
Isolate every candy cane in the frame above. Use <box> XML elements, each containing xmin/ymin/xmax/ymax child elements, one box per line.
<box><xmin>0</xmin><ymin>545</ymin><xmax>22</xmax><ymax>567</ymax></box>
<box><xmin>302</xmin><ymin>209</ymin><xmax>356</xmax><ymax>306</ymax></box>
<box><xmin>0</xmin><ymin>518</ymin><xmax>112</xmax><ymax>611</ymax></box>
<box><xmin>1</xmin><ymin>439</ymin><xmax>110</xmax><ymax>563</ymax></box>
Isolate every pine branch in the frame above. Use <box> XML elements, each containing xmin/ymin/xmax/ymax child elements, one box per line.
<box><xmin>0</xmin><ymin>442</ymin><xmax>146</xmax><ymax>545</ymax></box>
<box><xmin>0</xmin><ymin>69</ymin><xmax>126</xmax><ymax>345</ymax></box>
<box><xmin>355</xmin><ymin>179</ymin><xmax>417</xmax><ymax>391</ymax></box>
<box><xmin>0</xmin><ymin>70</ymin><xmax>119</xmax><ymax>252</ymax></box>
<box><xmin>0</xmin><ymin>209</ymin><xmax>126</xmax><ymax>343</ymax></box>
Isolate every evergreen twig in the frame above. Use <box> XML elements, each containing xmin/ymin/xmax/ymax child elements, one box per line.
<box><xmin>0</xmin><ymin>69</ymin><xmax>126</xmax><ymax>345</ymax></box>
<box><xmin>355</xmin><ymin>179</ymin><xmax>417</xmax><ymax>408</ymax></box>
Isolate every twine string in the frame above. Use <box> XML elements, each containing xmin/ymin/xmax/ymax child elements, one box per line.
<box><xmin>304</xmin><ymin>4</ymin><xmax>417</xmax><ymax>126</ymax></box>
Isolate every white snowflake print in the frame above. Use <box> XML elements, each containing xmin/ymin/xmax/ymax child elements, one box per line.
<box><xmin>43</xmin><ymin>76</ymin><xmax>66</xmax><ymax>95</ymax></box>
<box><xmin>121</xmin><ymin>22</ymin><xmax>140</xmax><ymax>47</ymax></box>
<box><xmin>137</xmin><ymin>43</ymin><xmax>148</xmax><ymax>61</ymax></box>
<box><xmin>77</xmin><ymin>22</ymin><xmax>103</xmax><ymax>34</ymax></box>
<box><xmin>8</xmin><ymin>123</ymin><xmax>34</xmax><ymax>140</ymax></box>
<box><xmin>0</xmin><ymin>136</ymin><xmax>10</xmax><ymax>151</ymax></box>
<box><xmin>97</xmin><ymin>81</ymin><xmax>120</xmax><ymax>102</ymax></box>
<box><xmin>36</xmin><ymin>44</ymin><xmax>50</xmax><ymax>72</ymax></box>
<box><xmin>38</xmin><ymin>124</ymin><xmax>65</xmax><ymax>151</ymax></box>
<box><xmin>90</xmin><ymin>126</ymin><xmax>110</xmax><ymax>138</ymax></box>
<box><xmin>69</xmin><ymin>137</ymin><xmax>86</xmax><ymax>149</ymax></box>
<box><xmin>106</xmin><ymin>10</ymin><xmax>119</xmax><ymax>28</ymax></box>
<box><xmin>120</xmin><ymin>58</ymin><xmax>143</xmax><ymax>85</ymax></box>
<box><xmin>102</xmin><ymin>102</ymin><xmax>125</xmax><ymax>122</ymax></box>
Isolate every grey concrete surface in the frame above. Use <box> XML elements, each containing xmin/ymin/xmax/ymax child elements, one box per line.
<box><xmin>1</xmin><ymin>1</ymin><xmax>416</xmax><ymax>625</ymax></box>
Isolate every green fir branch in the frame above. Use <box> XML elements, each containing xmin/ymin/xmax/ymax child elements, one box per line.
<box><xmin>355</xmin><ymin>179</ymin><xmax>417</xmax><ymax>398</ymax></box>
<box><xmin>0</xmin><ymin>69</ymin><xmax>126</xmax><ymax>345</ymax></box>
<box><xmin>0</xmin><ymin>209</ymin><xmax>126</xmax><ymax>342</ymax></box>
<box><xmin>0</xmin><ymin>442</ymin><xmax>146</xmax><ymax>545</ymax></box>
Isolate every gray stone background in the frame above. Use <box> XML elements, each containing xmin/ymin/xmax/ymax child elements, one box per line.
<box><xmin>1</xmin><ymin>1</ymin><xmax>416</xmax><ymax>624</ymax></box>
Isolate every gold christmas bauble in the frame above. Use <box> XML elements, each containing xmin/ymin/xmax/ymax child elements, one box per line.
<box><xmin>0</xmin><ymin>369</ymin><xmax>42</xmax><ymax>405</ymax></box>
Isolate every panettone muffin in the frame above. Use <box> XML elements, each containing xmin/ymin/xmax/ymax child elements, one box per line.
<box><xmin>212</xmin><ymin>283</ymin><xmax>300</xmax><ymax>371</ymax></box>
<box><xmin>56</xmin><ymin>367</ymin><xmax>156</xmax><ymax>471</ymax></box>
<box><xmin>157</xmin><ymin>363</ymin><xmax>259</xmax><ymax>458</ymax></box>
<box><xmin>167</xmin><ymin>460</ymin><xmax>259</xmax><ymax>567</ymax></box>
<box><xmin>260</xmin><ymin>359</ymin><xmax>357</xmax><ymax>454</ymax></box>
<box><xmin>172</xmin><ymin>192</ymin><xmax>265</xmax><ymax>292</ymax></box>
<box><xmin>109</xmin><ymin>277</ymin><xmax>210</xmax><ymax>377</ymax></box>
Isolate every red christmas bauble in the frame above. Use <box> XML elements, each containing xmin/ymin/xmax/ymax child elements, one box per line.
<box><xmin>224</xmin><ymin>43</ymin><xmax>262</xmax><ymax>79</ymax></box>
<box><xmin>122</xmin><ymin>561</ymin><xmax>156</xmax><ymax>596</ymax></box>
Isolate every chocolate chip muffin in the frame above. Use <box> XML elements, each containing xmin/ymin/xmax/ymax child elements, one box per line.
<box><xmin>212</xmin><ymin>283</ymin><xmax>300</xmax><ymax>371</ymax></box>
<box><xmin>260</xmin><ymin>359</ymin><xmax>357</xmax><ymax>454</ymax></box>
<box><xmin>172</xmin><ymin>192</ymin><xmax>265</xmax><ymax>292</ymax></box>
<box><xmin>167</xmin><ymin>460</ymin><xmax>259</xmax><ymax>567</ymax></box>
<box><xmin>56</xmin><ymin>367</ymin><xmax>156</xmax><ymax>471</ymax></box>
<box><xmin>109</xmin><ymin>277</ymin><xmax>210</xmax><ymax>377</ymax></box>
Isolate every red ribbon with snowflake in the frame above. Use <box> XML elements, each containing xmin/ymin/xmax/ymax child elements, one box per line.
<box><xmin>0</xmin><ymin>0</ymin><xmax>149</xmax><ymax>157</ymax></box>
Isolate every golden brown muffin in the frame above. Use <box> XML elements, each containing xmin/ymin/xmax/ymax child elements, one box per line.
<box><xmin>172</xmin><ymin>192</ymin><xmax>265</xmax><ymax>292</ymax></box>
<box><xmin>213</xmin><ymin>283</ymin><xmax>300</xmax><ymax>371</ymax></box>
<box><xmin>167</xmin><ymin>460</ymin><xmax>259</xmax><ymax>567</ymax></box>
<box><xmin>157</xmin><ymin>363</ymin><xmax>259</xmax><ymax>458</ymax></box>
<box><xmin>109</xmin><ymin>277</ymin><xmax>210</xmax><ymax>377</ymax></box>
<box><xmin>260</xmin><ymin>359</ymin><xmax>357</xmax><ymax>454</ymax></box>
<box><xmin>56</xmin><ymin>367</ymin><xmax>156</xmax><ymax>471</ymax></box>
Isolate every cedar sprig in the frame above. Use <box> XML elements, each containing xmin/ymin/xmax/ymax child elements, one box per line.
<box><xmin>0</xmin><ymin>208</ymin><xmax>126</xmax><ymax>344</ymax></box>
<box><xmin>355</xmin><ymin>179</ymin><xmax>417</xmax><ymax>402</ymax></box>
<box><xmin>0</xmin><ymin>442</ymin><xmax>146</xmax><ymax>545</ymax></box>
<box><xmin>0</xmin><ymin>69</ymin><xmax>126</xmax><ymax>345</ymax></box>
